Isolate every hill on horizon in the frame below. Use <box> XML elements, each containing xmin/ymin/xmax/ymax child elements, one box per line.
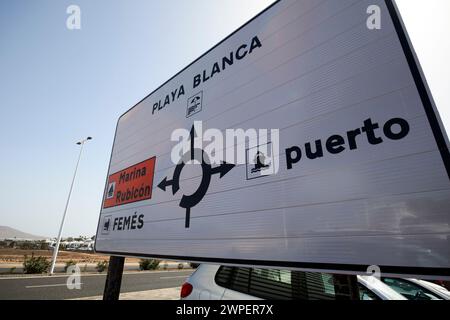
<box><xmin>0</xmin><ymin>226</ymin><xmax>47</xmax><ymax>240</ymax></box>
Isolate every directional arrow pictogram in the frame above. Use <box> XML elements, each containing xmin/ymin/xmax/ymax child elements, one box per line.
<box><xmin>157</xmin><ymin>177</ymin><xmax>179</xmax><ymax>194</ymax></box>
<box><xmin>158</xmin><ymin>124</ymin><xmax>235</xmax><ymax>228</ymax></box>
<box><xmin>211</xmin><ymin>162</ymin><xmax>235</xmax><ymax>178</ymax></box>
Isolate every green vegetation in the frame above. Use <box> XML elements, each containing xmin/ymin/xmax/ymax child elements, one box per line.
<box><xmin>139</xmin><ymin>259</ymin><xmax>160</xmax><ymax>271</ymax></box>
<box><xmin>64</xmin><ymin>260</ymin><xmax>76</xmax><ymax>272</ymax></box>
<box><xmin>96</xmin><ymin>260</ymin><xmax>108</xmax><ymax>273</ymax></box>
<box><xmin>23</xmin><ymin>254</ymin><xmax>51</xmax><ymax>274</ymax></box>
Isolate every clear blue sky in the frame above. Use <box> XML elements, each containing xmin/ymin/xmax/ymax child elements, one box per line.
<box><xmin>0</xmin><ymin>0</ymin><xmax>449</xmax><ymax>238</ymax></box>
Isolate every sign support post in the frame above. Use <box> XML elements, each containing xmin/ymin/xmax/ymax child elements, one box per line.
<box><xmin>103</xmin><ymin>256</ymin><xmax>125</xmax><ymax>300</ymax></box>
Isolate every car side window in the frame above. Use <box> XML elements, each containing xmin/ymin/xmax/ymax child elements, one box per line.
<box><xmin>215</xmin><ymin>266</ymin><xmax>252</xmax><ymax>295</ymax></box>
<box><xmin>215</xmin><ymin>267</ymin><xmax>354</xmax><ymax>300</ymax></box>
<box><xmin>215</xmin><ymin>266</ymin><xmax>293</xmax><ymax>299</ymax></box>
<box><xmin>358</xmin><ymin>283</ymin><xmax>380</xmax><ymax>300</ymax></box>
<box><xmin>381</xmin><ymin>278</ymin><xmax>442</xmax><ymax>300</ymax></box>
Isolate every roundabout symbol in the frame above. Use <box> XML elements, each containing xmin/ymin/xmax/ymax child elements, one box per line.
<box><xmin>158</xmin><ymin>125</ymin><xmax>235</xmax><ymax>228</ymax></box>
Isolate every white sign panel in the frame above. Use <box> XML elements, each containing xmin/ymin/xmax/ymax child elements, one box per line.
<box><xmin>95</xmin><ymin>0</ymin><xmax>450</xmax><ymax>279</ymax></box>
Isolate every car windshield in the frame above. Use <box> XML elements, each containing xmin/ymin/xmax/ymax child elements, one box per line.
<box><xmin>381</xmin><ymin>278</ymin><xmax>443</xmax><ymax>300</ymax></box>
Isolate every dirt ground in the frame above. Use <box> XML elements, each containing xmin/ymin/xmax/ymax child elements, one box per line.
<box><xmin>0</xmin><ymin>248</ymin><xmax>140</xmax><ymax>263</ymax></box>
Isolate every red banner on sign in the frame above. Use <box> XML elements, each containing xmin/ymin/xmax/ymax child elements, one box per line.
<box><xmin>103</xmin><ymin>157</ymin><xmax>156</xmax><ymax>209</ymax></box>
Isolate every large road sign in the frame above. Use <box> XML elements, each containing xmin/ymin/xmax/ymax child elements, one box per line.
<box><xmin>95</xmin><ymin>0</ymin><xmax>450</xmax><ymax>279</ymax></box>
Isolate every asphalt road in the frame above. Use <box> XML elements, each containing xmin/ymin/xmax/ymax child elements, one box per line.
<box><xmin>0</xmin><ymin>270</ymin><xmax>193</xmax><ymax>300</ymax></box>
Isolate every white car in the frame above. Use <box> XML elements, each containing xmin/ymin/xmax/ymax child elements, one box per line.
<box><xmin>381</xmin><ymin>277</ymin><xmax>450</xmax><ymax>300</ymax></box>
<box><xmin>180</xmin><ymin>264</ymin><xmax>406</xmax><ymax>300</ymax></box>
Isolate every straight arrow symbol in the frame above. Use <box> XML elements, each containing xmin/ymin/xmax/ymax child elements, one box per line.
<box><xmin>211</xmin><ymin>162</ymin><xmax>235</xmax><ymax>178</ymax></box>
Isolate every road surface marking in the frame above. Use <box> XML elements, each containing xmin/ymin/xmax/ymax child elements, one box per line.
<box><xmin>25</xmin><ymin>283</ymin><xmax>83</xmax><ymax>289</ymax></box>
<box><xmin>0</xmin><ymin>270</ymin><xmax>193</xmax><ymax>281</ymax></box>
<box><xmin>159</xmin><ymin>275</ymin><xmax>188</xmax><ymax>279</ymax></box>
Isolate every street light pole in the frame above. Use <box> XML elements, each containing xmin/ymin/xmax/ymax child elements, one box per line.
<box><xmin>50</xmin><ymin>137</ymin><xmax>92</xmax><ymax>275</ymax></box>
